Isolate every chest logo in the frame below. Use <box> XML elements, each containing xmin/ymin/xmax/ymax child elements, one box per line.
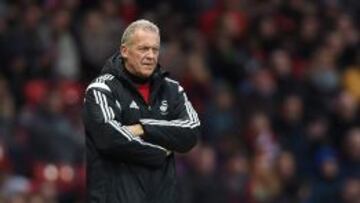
<box><xmin>159</xmin><ymin>100</ymin><xmax>168</xmax><ymax>115</ymax></box>
<box><xmin>129</xmin><ymin>100</ymin><xmax>139</xmax><ymax>109</ymax></box>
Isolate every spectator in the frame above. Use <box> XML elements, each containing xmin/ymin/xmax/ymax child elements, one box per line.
<box><xmin>308</xmin><ymin>146</ymin><xmax>341</xmax><ymax>203</ymax></box>
<box><xmin>180</xmin><ymin>144</ymin><xmax>226</xmax><ymax>203</ymax></box>
<box><xmin>275</xmin><ymin>150</ymin><xmax>301</xmax><ymax>202</ymax></box>
<box><xmin>203</xmin><ymin>81</ymin><xmax>240</xmax><ymax>143</ymax></box>
<box><xmin>50</xmin><ymin>9</ymin><xmax>80</xmax><ymax>80</ymax></box>
<box><xmin>341</xmin><ymin>128</ymin><xmax>360</xmax><ymax>178</ymax></box>
<box><xmin>247</xmin><ymin>153</ymin><xmax>281</xmax><ymax>203</ymax></box>
<box><xmin>330</xmin><ymin>91</ymin><xmax>359</xmax><ymax>147</ymax></box>
<box><xmin>221</xmin><ymin>151</ymin><xmax>249</xmax><ymax>203</ymax></box>
<box><xmin>341</xmin><ymin>178</ymin><xmax>360</xmax><ymax>203</ymax></box>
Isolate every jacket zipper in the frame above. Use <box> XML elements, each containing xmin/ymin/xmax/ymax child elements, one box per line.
<box><xmin>118</xmin><ymin>71</ymin><xmax>165</xmax><ymax>112</ymax></box>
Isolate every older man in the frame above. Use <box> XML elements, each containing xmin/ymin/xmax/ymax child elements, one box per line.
<box><xmin>82</xmin><ymin>19</ymin><xmax>200</xmax><ymax>203</ymax></box>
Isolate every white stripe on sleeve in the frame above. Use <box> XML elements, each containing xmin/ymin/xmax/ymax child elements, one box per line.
<box><xmin>91</xmin><ymin>90</ymin><xmax>169</xmax><ymax>152</ymax></box>
<box><xmin>140</xmin><ymin>93</ymin><xmax>200</xmax><ymax>128</ymax></box>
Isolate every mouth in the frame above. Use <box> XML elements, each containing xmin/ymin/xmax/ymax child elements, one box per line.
<box><xmin>142</xmin><ymin>63</ymin><xmax>155</xmax><ymax>67</ymax></box>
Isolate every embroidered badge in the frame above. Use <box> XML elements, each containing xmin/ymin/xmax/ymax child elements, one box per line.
<box><xmin>129</xmin><ymin>100</ymin><xmax>139</xmax><ymax>109</ymax></box>
<box><xmin>159</xmin><ymin>100</ymin><xmax>168</xmax><ymax>115</ymax></box>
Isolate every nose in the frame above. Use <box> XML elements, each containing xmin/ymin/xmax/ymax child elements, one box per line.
<box><xmin>146</xmin><ymin>49</ymin><xmax>156</xmax><ymax>59</ymax></box>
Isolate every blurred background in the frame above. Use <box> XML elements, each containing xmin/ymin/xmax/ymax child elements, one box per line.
<box><xmin>0</xmin><ymin>0</ymin><xmax>359</xmax><ymax>202</ymax></box>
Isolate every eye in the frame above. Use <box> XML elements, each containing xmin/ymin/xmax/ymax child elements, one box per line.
<box><xmin>138</xmin><ymin>47</ymin><xmax>147</xmax><ymax>52</ymax></box>
<box><xmin>152</xmin><ymin>47</ymin><xmax>159</xmax><ymax>53</ymax></box>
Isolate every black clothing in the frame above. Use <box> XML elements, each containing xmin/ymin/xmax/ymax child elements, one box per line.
<box><xmin>82</xmin><ymin>53</ymin><xmax>200</xmax><ymax>203</ymax></box>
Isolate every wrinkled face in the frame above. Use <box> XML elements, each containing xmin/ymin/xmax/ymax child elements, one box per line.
<box><xmin>121</xmin><ymin>29</ymin><xmax>160</xmax><ymax>78</ymax></box>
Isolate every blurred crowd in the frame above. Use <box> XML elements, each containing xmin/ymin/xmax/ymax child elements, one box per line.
<box><xmin>0</xmin><ymin>0</ymin><xmax>359</xmax><ymax>202</ymax></box>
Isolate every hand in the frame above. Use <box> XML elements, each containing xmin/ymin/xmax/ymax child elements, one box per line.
<box><xmin>125</xmin><ymin>124</ymin><xmax>144</xmax><ymax>138</ymax></box>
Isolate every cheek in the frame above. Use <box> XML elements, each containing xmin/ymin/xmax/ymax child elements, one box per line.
<box><xmin>128</xmin><ymin>54</ymin><xmax>142</xmax><ymax>66</ymax></box>
<box><xmin>136</xmin><ymin>53</ymin><xmax>146</xmax><ymax>62</ymax></box>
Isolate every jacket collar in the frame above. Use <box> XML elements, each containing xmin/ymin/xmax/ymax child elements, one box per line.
<box><xmin>101</xmin><ymin>52</ymin><xmax>169</xmax><ymax>104</ymax></box>
<box><xmin>101</xmin><ymin>52</ymin><xmax>168</xmax><ymax>84</ymax></box>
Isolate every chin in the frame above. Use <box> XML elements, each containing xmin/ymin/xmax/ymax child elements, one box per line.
<box><xmin>141</xmin><ymin>69</ymin><xmax>155</xmax><ymax>77</ymax></box>
<box><xmin>140</xmin><ymin>71</ymin><xmax>153</xmax><ymax>78</ymax></box>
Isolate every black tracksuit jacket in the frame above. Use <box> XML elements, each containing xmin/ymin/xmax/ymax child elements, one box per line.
<box><xmin>82</xmin><ymin>53</ymin><xmax>200</xmax><ymax>203</ymax></box>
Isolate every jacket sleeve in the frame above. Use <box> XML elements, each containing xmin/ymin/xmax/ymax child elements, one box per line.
<box><xmin>140</xmin><ymin>85</ymin><xmax>200</xmax><ymax>153</ymax></box>
<box><xmin>83</xmin><ymin>84</ymin><xmax>168</xmax><ymax>167</ymax></box>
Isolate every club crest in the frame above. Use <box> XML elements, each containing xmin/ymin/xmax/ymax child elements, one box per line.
<box><xmin>159</xmin><ymin>100</ymin><xmax>168</xmax><ymax>115</ymax></box>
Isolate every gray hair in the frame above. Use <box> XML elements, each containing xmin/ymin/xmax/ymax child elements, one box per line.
<box><xmin>121</xmin><ymin>19</ymin><xmax>160</xmax><ymax>46</ymax></box>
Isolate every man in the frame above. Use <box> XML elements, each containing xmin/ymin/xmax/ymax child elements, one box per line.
<box><xmin>82</xmin><ymin>19</ymin><xmax>200</xmax><ymax>203</ymax></box>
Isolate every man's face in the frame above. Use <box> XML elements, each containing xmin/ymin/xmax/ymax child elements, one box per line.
<box><xmin>121</xmin><ymin>29</ymin><xmax>160</xmax><ymax>78</ymax></box>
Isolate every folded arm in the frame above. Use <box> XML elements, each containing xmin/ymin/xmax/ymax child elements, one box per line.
<box><xmin>139</xmin><ymin>85</ymin><xmax>200</xmax><ymax>153</ymax></box>
<box><xmin>83</xmin><ymin>86</ymin><xmax>168</xmax><ymax>167</ymax></box>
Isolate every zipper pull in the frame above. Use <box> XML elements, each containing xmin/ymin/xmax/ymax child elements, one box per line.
<box><xmin>148</xmin><ymin>106</ymin><xmax>152</xmax><ymax>111</ymax></box>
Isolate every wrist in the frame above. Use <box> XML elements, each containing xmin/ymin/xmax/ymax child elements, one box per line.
<box><xmin>135</xmin><ymin>124</ymin><xmax>144</xmax><ymax>137</ymax></box>
<box><xmin>126</xmin><ymin>124</ymin><xmax>144</xmax><ymax>138</ymax></box>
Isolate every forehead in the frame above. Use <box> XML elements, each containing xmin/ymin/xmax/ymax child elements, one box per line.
<box><xmin>129</xmin><ymin>29</ymin><xmax>160</xmax><ymax>46</ymax></box>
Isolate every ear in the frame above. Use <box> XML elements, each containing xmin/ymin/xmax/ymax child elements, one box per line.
<box><xmin>120</xmin><ymin>44</ymin><xmax>128</xmax><ymax>58</ymax></box>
